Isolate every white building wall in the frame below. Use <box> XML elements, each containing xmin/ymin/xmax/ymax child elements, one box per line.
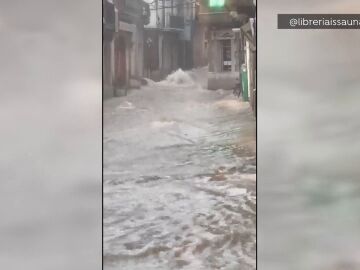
<box><xmin>246</xmin><ymin>40</ymin><xmax>251</xmax><ymax>100</ymax></box>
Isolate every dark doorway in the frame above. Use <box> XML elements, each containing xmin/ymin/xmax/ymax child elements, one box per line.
<box><xmin>114</xmin><ymin>37</ymin><xmax>126</xmax><ymax>88</ymax></box>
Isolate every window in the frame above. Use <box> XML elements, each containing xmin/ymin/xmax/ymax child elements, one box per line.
<box><xmin>222</xmin><ymin>39</ymin><xmax>232</xmax><ymax>72</ymax></box>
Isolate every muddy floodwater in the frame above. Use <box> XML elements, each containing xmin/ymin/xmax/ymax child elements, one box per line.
<box><xmin>103</xmin><ymin>69</ymin><xmax>256</xmax><ymax>270</ymax></box>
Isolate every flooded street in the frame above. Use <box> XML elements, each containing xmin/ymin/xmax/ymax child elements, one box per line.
<box><xmin>103</xmin><ymin>69</ymin><xmax>256</xmax><ymax>270</ymax></box>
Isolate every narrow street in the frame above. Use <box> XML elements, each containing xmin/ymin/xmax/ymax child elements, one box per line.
<box><xmin>103</xmin><ymin>69</ymin><xmax>256</xmax><ymax>270</ymax></box>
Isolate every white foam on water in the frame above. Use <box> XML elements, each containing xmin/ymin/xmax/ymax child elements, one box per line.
<box><xmin>227</xmin><ymin>188</ymin><xmax>247</xmax><ymax>197</ymax></box>
<box><xmin>151</xmin><ymin>120</ymin><xmax>176</xmax><ymax>128</ymax></box>
<box><xmin>214</xmin><ymin>99</ymin><xmax>249</xmax><ymax>111</ymax></box>
<box><xmin>116</xmin><ymin>101</ymin><xmax>135</xmax><ymax>110</ymax></box>
<box><xmin>159</xmin><ymin>69</ymin><xmax>196</xmax><ymax>87</ymax></box>
<box><xmin>215</xmin><ymin>89</ymin><xmax>226</xmax><ymax>95</ymax></box>
<box><xmin>144</xmin><ymin>78</ymin><xmax>156</xmax><ymax>86</ymax></box>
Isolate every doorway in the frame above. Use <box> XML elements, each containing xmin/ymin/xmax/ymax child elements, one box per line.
<box><xmin>221</xmin><ymin>39</ymin><xmax>232</xmax><ymax>72</ymax></box>
<box><xmin>114</xmin><ymin>36</ymin><xmax>126</xmax><ymax>88</ymax></box>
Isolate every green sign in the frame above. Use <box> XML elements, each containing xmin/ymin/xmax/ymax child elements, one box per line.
<box><xmin>209</xmin><ymin>0</ymin><xmax>225</xmax><ymax>8</ymax></box>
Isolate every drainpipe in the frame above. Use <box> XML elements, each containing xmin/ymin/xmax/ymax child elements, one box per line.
<box><xmin>155</xmin><ymin>0</ymin><xmax>159</xmax><ymax>27</ymax></box>
<box><xmin>162</xmin><ymin>0</ymin><xmax>165</xmax><ymax>28</ymax></box>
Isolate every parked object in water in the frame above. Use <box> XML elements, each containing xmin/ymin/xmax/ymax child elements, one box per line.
<box><xmin>233</xmin><ymin>81</ymin><xmax>242</xmax><ymax>98</ymax></box>
<box><xmin>241</xmin><ymin>64</ymin><xmax>249</xmax><ymax>102</ymax></box>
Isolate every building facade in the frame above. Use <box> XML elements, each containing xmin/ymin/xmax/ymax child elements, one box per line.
<box><xmin>239</xmin><ymin>17</ymin><xmax>256</xmax><ymax>113</ymax></box>
<box><xmin>144</xmin><ymin>0</ymin><xmax>195</xmax><ymax>81</ymax></box>
<box><xmin>103</xmin><ymin>0</ymin><xmax>116</xmax><ymax>99</ymax></box>
<box><xmin>103</xmin><ymin>0</ymin><xmax>150</xmax><ymax>99</ymax></box>
<box><xmin>196</xmin><ymin>0</ymin><xmax>255</xmax><ymax>91</ymax></box>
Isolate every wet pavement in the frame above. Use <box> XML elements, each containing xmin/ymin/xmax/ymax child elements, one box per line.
<box><xmin>103</xmin><ymin>69</ymin><xmax>256</xmax><ymax>270</ymax></box>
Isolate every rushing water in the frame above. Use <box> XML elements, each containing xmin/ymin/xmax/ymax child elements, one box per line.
<box><xmin>103</xmin><ymin>69</ymin><xmax>256</xmax><ymax>270</ymax></box>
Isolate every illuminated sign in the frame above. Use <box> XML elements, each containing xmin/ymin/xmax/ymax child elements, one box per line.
<box><xmin>209</xmin><ymin>0</ymin><xmax>225</xmax><ymax>8</ymax></box>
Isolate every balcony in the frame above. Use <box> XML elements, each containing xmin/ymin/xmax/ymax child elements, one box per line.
<box><xmin>118</xmin><ymin>0</ymin><xmax>149</xmax><ymax>25</ymax></box>
<box><xmin>168</xmin><ymin>15</ymin><xmax>184</xmax><ymax>29</ymax></box>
